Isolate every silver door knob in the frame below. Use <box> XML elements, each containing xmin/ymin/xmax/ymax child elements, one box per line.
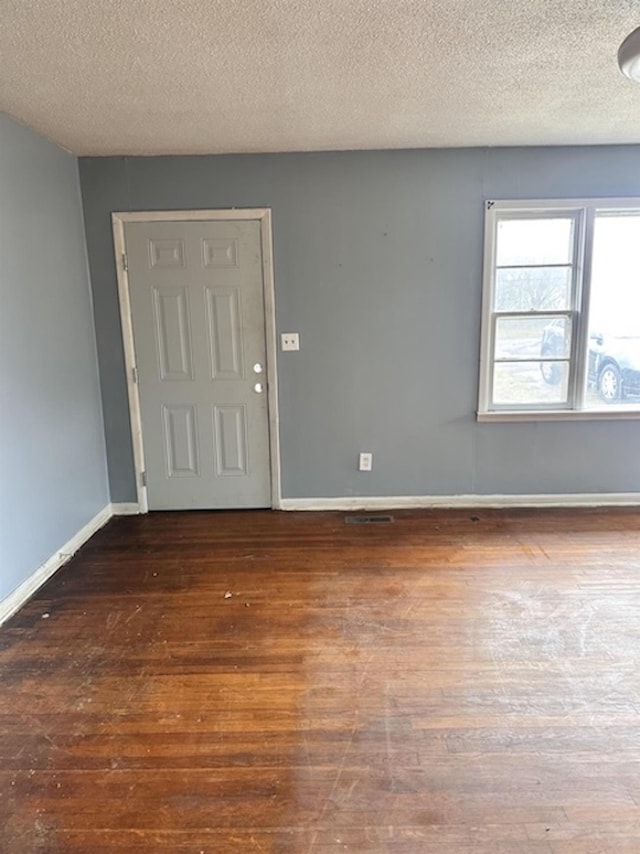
<box><xmin>253</xmin><ymin>363</ymin><xmax>264</xmax><ymax>374</ymax></box>
<box><xmin>253</xmin><ymin>382</ymin><xmax>264</xmax><ymax>393</ymax></box>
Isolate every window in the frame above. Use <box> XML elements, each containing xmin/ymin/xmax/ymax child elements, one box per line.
<box><xmin>478</xmin><ymin>199</ymin><xmax>640</xmax><ymax>420</ymax></box>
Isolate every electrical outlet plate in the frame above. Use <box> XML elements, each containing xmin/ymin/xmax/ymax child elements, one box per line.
<box><xmin>281</xmin><ymin>333</ymin><xmax>300</xmax><ymax>351</ymax></box>
<box><xmin>358</xmin><ymin>452</ymin><xmax>373</xmax><ymax>471</ymax></box>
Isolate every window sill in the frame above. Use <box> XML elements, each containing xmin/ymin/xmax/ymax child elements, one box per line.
<box><xmin>477</xmin><ymin>408</ymin><xmax>640</xmax><ymax>422</ymax></box>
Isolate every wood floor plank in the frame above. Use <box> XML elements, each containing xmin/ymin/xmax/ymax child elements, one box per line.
<box><xmin>1</xmin><ymin>508</ymin><xmax>640</xmax><ymax>851</ymax></box>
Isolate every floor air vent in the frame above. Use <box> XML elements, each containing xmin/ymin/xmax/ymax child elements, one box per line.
<box><xmin>345</xmin><ymin>515</ymin><xmax>395</xmax><ymax>524</ymax></box>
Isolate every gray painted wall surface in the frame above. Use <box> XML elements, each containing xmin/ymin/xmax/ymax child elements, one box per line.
<box><xmin>0</xmin><ymin>114</ymin><xmax>109</xmax><ymax>602</ymax></box>
<box><xmin>79</xmin><ymin>147</ymin><xmax>640</xmax><ymax>502</ymax></box>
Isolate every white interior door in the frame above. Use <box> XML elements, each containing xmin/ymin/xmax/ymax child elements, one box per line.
<box><xmin>124</xmin><ymin>218</ymin><xmax>272</xmax><ymax>510</ymax></box>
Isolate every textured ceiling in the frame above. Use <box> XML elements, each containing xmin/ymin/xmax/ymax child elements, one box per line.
<box><xmin>1</xmin><ymin>0</ymin><xmax>640</xmax><ymax>155</ymax></box>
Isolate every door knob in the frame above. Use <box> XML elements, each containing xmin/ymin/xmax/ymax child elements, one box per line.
<box><xmin>253</xmin><ymin>382</ymin><xmax>264</xmax><ymax>394</ymax></box>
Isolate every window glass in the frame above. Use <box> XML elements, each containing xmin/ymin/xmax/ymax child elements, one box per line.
<box><xmin>495</xmin><ymin>316</ymin><xmax>571</xmax><ymax>361</ymax></box>
<box><xmin>494</xmin><ymin>267</ymin><xmax>571</xmax><ymax>312</ymax></box>
<box><xmin>493</xmin><ymin>362</ymin><xmax>569</xmax><ymax>407</ymax></box>
<box><xmin>586</xmin><ymin>214</ymin><xmax>640</xmax><ymax>407</ymax></box>
<box><xmin>496</xmin><ymin>218</ymin><xmax>574</xmax><ymax>266</ymax></box>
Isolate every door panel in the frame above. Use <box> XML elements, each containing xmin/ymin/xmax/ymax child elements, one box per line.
<box><xmin>162</xmin><ymin>404</ymin><xmax>199</xmax><ymax>478</ymax></box>
<box><xmin>205</xmin><ymin>287</ymin><xmax>244</xmax><ymax>379</ymax></box>
<box><xmin>153</xmin><ymin>287</ymin><xmax>194</xmax><ymax>381</ymax></box>
<box><xmin>213</xmin><ymin>404</ymin><xmax>249</xmax><ymax>476</ymax></box>
<box><xmin>125</xmin><ymin>218</ymin><xmax>271</xmax><ymax>510</ymax></box>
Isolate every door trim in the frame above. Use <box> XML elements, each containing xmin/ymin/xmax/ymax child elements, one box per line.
<box><xmin>111</xmin><ymin>209</ymin><xmax>281</xmax><ymax>513</ymax></box>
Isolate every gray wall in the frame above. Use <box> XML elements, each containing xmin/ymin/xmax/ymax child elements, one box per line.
<box><xmin>79</xmin><ymin>147</ymin><xmax>640</xmax><ymax>502</ymax></box>
<box><xmin>0</xmin><ymin>114</ymin><xmax>109</xmax><ymax>602</ymax></box>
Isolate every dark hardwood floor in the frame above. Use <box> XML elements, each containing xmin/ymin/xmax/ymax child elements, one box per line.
<box><xmin>1</xmin><ymin>508</ymin><xmax>640</xmax><ymax>852</ymax></box>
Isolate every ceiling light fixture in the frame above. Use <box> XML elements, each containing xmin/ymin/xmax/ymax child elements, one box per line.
<box><xmin>619</xmin><ymin>26</ymin><xmax>640</xmax><ymax>81</ymax></box>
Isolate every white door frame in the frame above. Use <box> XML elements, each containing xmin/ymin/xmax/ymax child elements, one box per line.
<box><xmin>111</xmin><ymin>209</ymin><xmax>281</xmax><ymax>513</ymax></box>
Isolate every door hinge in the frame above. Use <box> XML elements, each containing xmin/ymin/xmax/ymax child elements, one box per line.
<box><xmin>131</xmin><ymin>366</ymin><xmax>138</xmax><ymax>384</ymax></box>
<box><xmin>122</xmin><ymin>252</ymin><xmax>129</xmax><ymax>272</ymax></box>
<box><xmin>141</xmin><ymin>471</ymin><xmax>147</xmax><ymax>487</ymax></box>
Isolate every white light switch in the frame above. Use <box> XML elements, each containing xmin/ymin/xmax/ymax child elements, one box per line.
<box><xmin>281</xmin><ymin>332</ymin><xmax>300</xmax><ymax>351</ymax></box>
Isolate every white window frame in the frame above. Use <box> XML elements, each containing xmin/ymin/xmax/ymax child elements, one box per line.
<box><xmin>478</xmin><ymin>198</ymin><xmax>640</xmax><ymax>422</ymax></box>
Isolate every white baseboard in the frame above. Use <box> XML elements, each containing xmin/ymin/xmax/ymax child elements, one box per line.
<box><xmin>111</xmin><ymin>502</ymin><xmax>141</xmax><ymax>515</ymax></box>
<box><xmin>280</xmin><ymin>493</ymin><xmax>640</xmax><ymax>511</ymax></box>
<box><xmin>0</xmin><ymin>504</ymin><xmax>112</xmax><ymax>628</ymax></box>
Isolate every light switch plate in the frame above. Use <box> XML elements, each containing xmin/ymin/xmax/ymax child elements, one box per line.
<box><xmin>281</xmin><ymin>332</ymin><xmax>300</xmax><ymax>351</ymax></box>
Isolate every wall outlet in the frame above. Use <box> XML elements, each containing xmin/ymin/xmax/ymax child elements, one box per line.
<box><xmin>358</xmin><ymin>452</ymin><xmax>373</xmax><ymax>471</ymax></box>
<box><xmin>281</xmin><ymin>332</ymin><xmax>300</xmax><ymax>351</ymax></box>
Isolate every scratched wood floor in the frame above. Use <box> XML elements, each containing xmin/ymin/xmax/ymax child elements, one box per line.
<box><xmin>1</xmin><ymin>508</ymin><xmax>640</xmax><ymax>853</ymax></box>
